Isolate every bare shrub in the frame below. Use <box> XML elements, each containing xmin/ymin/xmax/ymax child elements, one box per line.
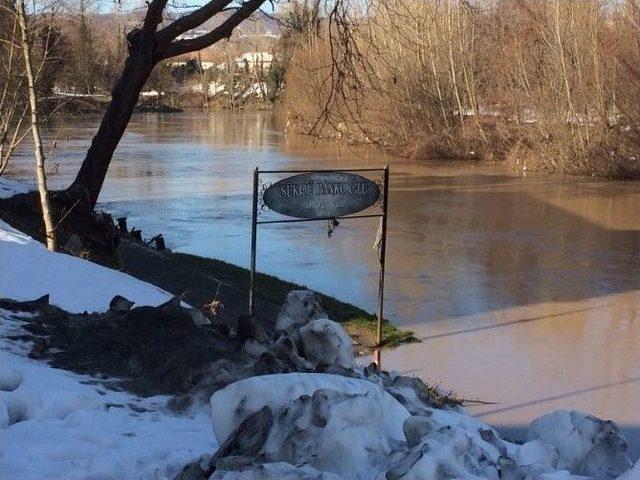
<box><xmin>283</xmin><ymin>0</ymin><xmax>640</xmax><ymax>177</ymax></box>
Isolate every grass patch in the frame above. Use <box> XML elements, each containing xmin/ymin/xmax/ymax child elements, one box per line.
<box><xmin>343</xmin><ymin>316</ymin><xmax>418</xmax><ymax>352</ymax></box>
<box><xmin>169</xmin><ymin>251</ymin><xmax>417</xmax><ymax>350</ymax></box>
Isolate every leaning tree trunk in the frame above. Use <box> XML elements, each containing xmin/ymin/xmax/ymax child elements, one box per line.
<box><xmin>17</xmin><ymin>0</ymin><xmax>56</xmax><ymax>251</ymax></box>
<box><xmin>63</xmin><ymin>0</ymin><xmax>266</xmax><ymax>209</ymax></box>
<box><xmin>66</xmin><ymin>34</ymin><xmax>156</xmax><ymax>209</ymax></box>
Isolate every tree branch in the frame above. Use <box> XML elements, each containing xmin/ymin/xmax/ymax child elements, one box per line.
<box><xmin>155</xmin><ymin>0</ymin><xmax>232</xmax><ymax>47</ymax></box>
<box><xmin>143</xmin><ymin>0</ymin><xmax>170</xmax><ymax>34</ymax></box>
<box><xmin>157</xmin><ymin>0</ymin><xmax>265</xmax><ymax>60</ymax></box>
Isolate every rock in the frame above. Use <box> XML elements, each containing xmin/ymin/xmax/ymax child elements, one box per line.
<box><xmin>29</xmin><ymin>337</ymin><xmax>48</xmax><ymax>358</ymax></box>
<box><xmin>297</xmin><ymin>319</ymin><xmax>355</xmax><ymax>370</ymax></box>
<box><xmin>363</xmin><ymin>362</ymin><xmax>379</xmax><ymax>377</ymax></box>
<box><xmin>272</xmin><ymin>332</ymin><xmax>297</xmax><ymax>356</ymax></box>
<box><xmin>252</xmin><ymin>352</ymin><xmax>289</xmax><ymax>376</ymax></box>
<box><xmin>272</xmin><ymin>333</ymin><xmax>313</xmax><ymax>371</ymax></box>
<box><xmin>213</xmin><ymin>406</ymin><xmax>273</xmax><ymax>461</ymax></box>
<box><xmin>403</xmin><ymin>416</ymin><xmax>435</xmax><ymax>447</ymax></box>
<box><xmin>152</xmin><ymin>296</ymin><xmax>197</xmax><ymax>329</ymax></box>
<box><xmin>63</xmin><ymin>233</ymin><xmax>84</xmax><ymax>256</ymax></box>
<box><xmin>187</xmin><ymin>308</ymin><xmax>211</xmax><ymax>326</ymax></box>
<box><xmin>478</xmin><ymin>428</ymin><xmax>508</xmax><ymax>457</ymax></box>
<box><xmin>496</xmin><ymin>456</ymin><xmax>520</xmax><ymax>480</ymax></box>
<box><xmin>109</xmin><ymin>295</ymin><xmax>134</xmax><ymax>313</ymax></box>
<box><xmin>237</xmin><ymin>315</ymin><xmax>268</xmax><ymax>343</ymax></box>
<box><xmin>313</xmin><ymin>363</ymin><xmax>358</xmax><ymax>378</ymax></box>
<box><xmin>175</xmin><ymin>409</ymin><xmax>273</xmax><ymax>480</ymax></box>
<box><xmin>190</xmin><ymin>359</ymin><xmax>255</xmax><ymax>400</ymax></box>
<box><xmin>527</xmin><ymin>410</ymin><xmax>632</xmax><ymax>479</ymax></box>
<box><xmin>214</xmin><ymin>455</ymin><xmax>265</xmax><ymax>472</ymax></box>
<box><xmin>386</xmin><ymin>444</ymin><xmax>429</xmax><ymax>480</ymax></box>
<box><xmin>242</xmin><ymin>339</ymin><xmax>268</xmax><ymax>359</ymax></box>
<box><xmin>0</xmin><ymin>294</ymin><xmax>51</xmax><ymax>313</ymax></box>
<box><xmin>173</xmin><ymin>455</ymin><xmax>211</xmax><ymax>480</ymax></box>
<box><xmin>275</xmin><ymin>290</ymin><xmax>325</xmax><ymax>333</ymax></box>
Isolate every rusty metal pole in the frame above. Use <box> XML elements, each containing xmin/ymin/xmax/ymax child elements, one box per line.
<box><xmin>375</xmin><ymin>165</ymin><xmax>389</xmax><ymax>367</ymax></box>
<box><xmin>249</xmin><ymin>167</ymin><xmax>259</xmax><ymax>316</ymax></box>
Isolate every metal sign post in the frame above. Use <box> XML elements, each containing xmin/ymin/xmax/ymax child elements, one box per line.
<box><xmin>249</xmin><ymin>167</ymin><xmax>259</xmax><ymax>316</ymax></box>
<box><xmin>249</xmin><ymin>166</ymin><xmax>389</xmax><ymax>366</ymax></box>
<box><xmin>374</xmin><ymin>166</ymin><xmax>389</xmax><ymax>366</ymax></box>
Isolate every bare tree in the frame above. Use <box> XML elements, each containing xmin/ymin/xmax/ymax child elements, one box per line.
<box><xmin>284</xmin><ymin>0</ymin><xmax>639</xmax><ymax>177</ymax></box>
<box><xmin>0</xmin><ymin>3</ymin><xmax>28</xmax><ymax>175</ymax></box>
<box><xmin>16</xmin><ymin>0</ymin><xmax>56</xmax><ymax>250</ymax></box>
<box><xmin>65</xmin><ymin>0</ymin><xmax>267</xmax><ymax>208</ymax></box>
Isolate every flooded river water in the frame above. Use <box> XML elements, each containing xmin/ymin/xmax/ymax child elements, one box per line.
<box><xmin>8</xmin><ymin>111</ymin><xmax>640</xmax><ymax>456</ymax></box>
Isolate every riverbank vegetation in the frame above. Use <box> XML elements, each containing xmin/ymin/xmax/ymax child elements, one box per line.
<box><xmin>3</xmin><ymin>1</ymin><xmax>638</xmax><ymax>178</ymax></box>
<box><xmin>283</xmin><ymin>0</ymin><xmax>640</xmax><ymax>178</ymax></box>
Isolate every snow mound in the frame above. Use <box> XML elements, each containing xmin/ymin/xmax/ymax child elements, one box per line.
<box><xmin>275</xmin><ymin>290</ymin><xmax>326</xmax><ymax>332</ymax></box>
<box><xmin>298</xmin><ymin>318</ymin><xmax>356</xmax><ymax>369</ymax></box>
<box><xmin>527</xmin><ymin>410</ymin><xmax>632</xmax><ymax>479</ymax></box>
<box><xmin>207</xmin><ymin>372</ymin><xmax>636</xmax><ymax>480</ymax></box>
<box><xmin>210</xmin><ymin>373</ymin><xmax>409</xmax><ymax>444</ymax></box>
<box><xmin>210</xmin><ymin>373</ymin><xmax>410</xmax><ymax>480</ymax></box>
<box><xmin>1</xmin><ymin>212</ymin><xmax>636</xmax><ymax>480</ymax></box>
<box><xmin>210</xmin><ymin>462</ymin><xmax>341</xmax><ymax>480</ymax></box>
<box><xmin>0</xmin><ymin>219</ymin><xmax>174</xmax><ymax>312</ymax></box>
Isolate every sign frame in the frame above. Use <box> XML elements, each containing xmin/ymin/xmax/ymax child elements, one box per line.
<box><xmin>249</xmin><ymin>166</ymin><xmax>389</xmax><ymax>365</ymax></box>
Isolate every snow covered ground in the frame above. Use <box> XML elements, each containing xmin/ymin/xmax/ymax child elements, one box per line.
<box><xmin>2</xmin><ymin>322</ymin><xmax>217</xmax><ymax>480</ymax></box>
<box><xmin>0</xmin><ymin>178</ymin><xmax>33</xmax><ymax>199</ymax></box>
<box><xmin>1</xmin><ymin>217</ymin><xmax>218</xmax><ymax>479</ymax></box>
<box><xmin>0</xmin><ymin>220</ymin><xmax>174</xmax><ymax>313</ymax></box>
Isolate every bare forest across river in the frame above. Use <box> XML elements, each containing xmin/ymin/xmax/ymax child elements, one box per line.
<box><xmin>2</xmin><ymin>1</ymin><xmax>639</xmax><ymax>179</ymax></box>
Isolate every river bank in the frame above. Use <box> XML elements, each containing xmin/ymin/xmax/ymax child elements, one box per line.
<box><xmin>0</xmin><ymin>178</ymin><xmax>415</xmax><ymax>352</ymax></box>
<box><xmin>116</xmin><ymin>238</ymin><xmax>415</xmax><ymax>351</ymax></box>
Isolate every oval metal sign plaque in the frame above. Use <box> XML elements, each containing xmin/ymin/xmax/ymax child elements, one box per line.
<box><xmin>263</xmin><ymin>172</ymin><xmax>381</xmax><ymax>219</ymax></box>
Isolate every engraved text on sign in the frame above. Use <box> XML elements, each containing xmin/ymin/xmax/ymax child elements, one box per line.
<box><xmin>262</xmin><ymin>172</ymin><xmax>381</xmax><ymax>219</ymax></box>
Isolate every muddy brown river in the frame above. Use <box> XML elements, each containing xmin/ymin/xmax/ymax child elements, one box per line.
<box><xmin>7</xmin><ymin>110</ymin><xmax>640</xmax><ymax>457</ymax></box>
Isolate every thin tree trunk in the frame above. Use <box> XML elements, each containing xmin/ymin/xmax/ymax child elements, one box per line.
<box><xmin>425</xmin><ymin>28</ymin><xmax>449</xmax><ymax>130</ymax></box>
<box><xmin>198</xmin><ymin>51</ymin><xmax>210</xmax><ymax>108</ymax></box>
<box><xmin>17</xmin><ymin>0</ymin><xmax>56</xmax><ymax>251</ymax></box>
<box><xmin>554</xmin><ymin>0</ymin><xmax>584</xmax><ymax>149</ymax></box>
<box><xmin>447</xmin><ymin>0</ymin><xmax>466</xmax><ymax>135</ymax></box>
